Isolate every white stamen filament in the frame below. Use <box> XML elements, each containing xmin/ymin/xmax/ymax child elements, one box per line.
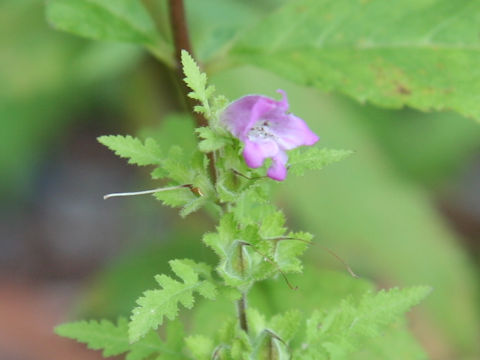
<box><xmin>103</xmin><ymin>185</ymin><xmax>190</xmax><ymax>200</ymax></box>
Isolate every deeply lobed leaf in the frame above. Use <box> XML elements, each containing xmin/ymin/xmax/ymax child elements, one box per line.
<box><xmin>98</xmin><ymin>135</ymin><xmax>163</xmax><ymax>166</ymax></box>
<box><xmin>288</xmin><ymin>147</ymin><xmax>353</xmax><ymax>176</ymax></box>
<box><xmin>55</xmin><ymin>318</ymin><xmax>185</xmax><ymax>360</ymax></box>
<box><xmin>296</xmin><ymin>286</ymin><xmax>432</xmax><ymax>359</ymax></box>
<box><xmin>129</xmin><ymin>259</ymin><xmax>216</xmax><ymax>343</ymax></box>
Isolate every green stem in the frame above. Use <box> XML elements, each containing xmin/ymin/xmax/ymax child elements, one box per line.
<box><xmin>237</xmin><ymin>293</ymin><xmax>249</xmax><ymax>333</ymax></box>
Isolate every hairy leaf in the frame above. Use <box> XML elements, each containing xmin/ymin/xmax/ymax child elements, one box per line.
<box><xmin>98</xmin><ymin>135</ymin><xmax>163</xmax><ymax>166</ymax></box>
<box><xmin>55</xmin><ymin>318</ymin><xmax>184</xmax><ymax>360</ymax></box>
<box><xmin>230</xmin><ymin>0</ymin><xmax>480</xmax><ymax>120</ymax></box>
<box><xmin>129</xmin><ymin>259</ymin><xmax>216</xmax><ymax>343</ymax></box>
<box><xmin>181</xmin><ymin>50</ymin><xmax>215</xmax><ymax>117</ymax></box>
<box><xmin>196</xmin><ymin>126</ymin><xmax>231</xmax><ymax>152</ymax></box>
<box><xmin>296</xmin><ymin>286</ymin><xmax>432</xmax><ymax>359</ymax></box>
<box><xmin>185</xmin><ymin>335</ymin><xmax>214</xmax><ymax>360</ymax></box>
<box><xmin>288</xmin><ymin>147</ymin><xmax>353</xmax><ymax>176</ymax></box>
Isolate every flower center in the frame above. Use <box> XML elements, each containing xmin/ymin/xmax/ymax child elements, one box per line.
<box><xmin>248</xmin><ymin>120</ymin><xmax>275</xmax><ymax>141</ymax></box>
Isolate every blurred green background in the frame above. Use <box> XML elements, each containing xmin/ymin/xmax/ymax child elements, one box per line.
<box><xmin>1</xmin><ymin>1</ymin><xmax>479</xmax><ymax>360</ymax></box>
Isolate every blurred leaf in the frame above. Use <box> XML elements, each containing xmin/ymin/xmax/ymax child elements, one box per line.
<box><xmin>0</xmin><ymin>2</ymin><xmax>145</xmax><ymax>198</ymax></box>
<box><xmin>55</xmin><ymin>318</ymin><xmax>184</xmax><ymax>360</ymax></box>
<box><xmin>185</xmin><ymin>335</ymin><xmax>214</xmax><ymax>360</ymax></box>
<box><xmin>288</xmin><ymin>147</ymin><xmax>353</xmax><ymax>176</ymax></box>
<box><xmin>185</xmin><ymin>0</ymin><xmax>286</xmax><ymax>62</ymax></box>
<box><xmin>295</xmin><ymin>287</ymin><xmax>431</xmax><ymax>359</ymax></box>
<box><xmin>359</xmin><ymin>107</ymin><xmax>480</xmax><ymax>186</ymax></box>
<box><xmin>230</xmin><ymin>0</ymin><xmax>480</xmax><ymax>120</ymax></box>
<box><xmin>46</xmin><ymin>0</ymin><xmax>157</xmax><ymax>44</ymax></box>
<box><xmin>139</xmin><ymin>114</ymin><xmax>197</xmax><ymax>155</ymax></box>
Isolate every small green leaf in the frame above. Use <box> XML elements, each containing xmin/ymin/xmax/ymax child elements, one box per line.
<box><xmin>185</xmin><ymin>335</ymin><xmax>214</xmax><ymax>360</ymax></box>
<box><xmin>181</xmin><ymin>50</ymin><xmax>214</xmax><ymax>117</ymax></box>
<box><xmin>55</xmin><ymin>318</ymin><xmax>183</xmax><ymax>360</ymax></box>
<box><xmin>46</xmin><ymin>0</ymin><xmax>157</xmax><ymax>44</ymax></box>
<box><xmin>288</xmin><ymin>147</ymin><xmax>353</xmax><ymax>176</ymax></box>
<box><xmin>129</xmin><ymin>259</ymin><xmax>216</xmax><ymax>343</ymax></box>
<box><xmin>196</xmin><ymin>126</ymin><xmax>231</xmax><ymax>152</ymax></box>
<box><xmin>269</xmin><ymin>309</ymin><xmax>302</xmax><ymax>343</ymax></box>
<box><xmin>98</xmin><ymin>135</ymin><xmax>163</xmax><ymax>166</ymax></box>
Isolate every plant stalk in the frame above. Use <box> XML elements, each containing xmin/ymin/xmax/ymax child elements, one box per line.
<box><xmin>168</xmin><ymin>0</ymin><xmax>217</xmax><ymax>183</ymax></box>
<box><xmin>237</xmin><ymin>293</ymin><xmax>249</xmax><ymax>333</ymax></box>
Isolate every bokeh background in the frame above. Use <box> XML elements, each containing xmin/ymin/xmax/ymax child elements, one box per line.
<box><xmin>1</xmin><ymin>1</ymin><xmax>479</xmax><ymax>359</ymax></box>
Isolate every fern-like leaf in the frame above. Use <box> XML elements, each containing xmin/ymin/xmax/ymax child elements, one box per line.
<box><xmin>195</xmin><ymin>126</ymin><xmax>231</xmax><ymax>153</ymax></box>
<box><xmin>181</xmin><ymin>50</ymin><xmax>214</xmax><ymax>117</ymax></box>
<box><xmin>296</xmin><ymin>286</ymin><xmax>432</xmax><ymax>359</ymax></box>
<box><xmin>129</xmin><ymin>259</ymin><xmax>217</xmax><ymax>343</ymax></box>
<box><xmin>55</xmin><ymin>318</ymin><xmax>185</xmax><ymax>360</ymax></box>
<box><xmin>98</xmin><ymin>135</ymin><xmax>163</xmax><ymax>166</ymax></box>
<box><xmin>288</xmin><ymin>147</ymin><xmax>353</xmax><ymax>176</ymax></box>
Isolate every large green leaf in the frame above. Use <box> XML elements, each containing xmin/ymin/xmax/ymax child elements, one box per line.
<box><xmin>46</xmin><ymin>0</ymin><xmax>157</xmax><ymax>44</ymax></box>
<box><xmin>229</xmin><ymin>0</ymin><xmax>480</xmax><ymax>120</ymax></box>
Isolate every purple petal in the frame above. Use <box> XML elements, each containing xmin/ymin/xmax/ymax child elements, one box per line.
<box><xmin>222</xmin><ymin>95</ymin><xmax>276</xmax><ymax>140</ymax></box>
<box><xmin>270</xmin><ymin>114</ymin><xmax>319</xmax><ymax>150</ymax></box>
<box><xmin>267</xmin><ymin>151</ymin><xmax>288</xmax><ymax>181</ymax></box>
<box><xmin>275</xmin><ymin>89</ymin><xmax>289</xmax><ymax>111</ymax></box>
<box><xmin>243</xmin><ymin>139</ymin><xmax>279</xmax><ymax>168</ymax></box>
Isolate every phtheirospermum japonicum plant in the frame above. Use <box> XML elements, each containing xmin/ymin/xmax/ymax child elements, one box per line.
<box><xmin>47</xmin><ymin>1</ymin><xmax>436</xmax><ymax>359</ymax></box>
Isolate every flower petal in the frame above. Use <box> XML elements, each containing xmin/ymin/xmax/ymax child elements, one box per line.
<box><xmin>243</xmin><ymin>139</ymin><xmax>279</xmax><ymax>168</ymax></box>
<box><xmin>270</xmin><ymin>114</ymin><xmax>319</xmax><ymax>150</ymax></box>
<box><xmin>276</xmin><ymin>89</ymin><xmax>289</xmax><ymax>111</ymax></box>
<box><xmin>222</xmin><ymin>95</ymin><xmax>276</xmax><ymax>140</ymax></box>
<box><xmin>267</xmin><ymin>151</ymin><xmax>288</xmax><ymax>181</ymax></box>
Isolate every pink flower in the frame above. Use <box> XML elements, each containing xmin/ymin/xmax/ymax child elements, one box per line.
<box><xmin>221</xmin><ymin>90</ymin><xmax>319</xmax><ymax>181</ymax></box>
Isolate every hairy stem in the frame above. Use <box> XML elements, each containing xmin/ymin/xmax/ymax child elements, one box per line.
<box><xmin>168</xmin><ymin>0</ymin><xmax>217</xmax><ymax>182</ymax></box>
<box><xmin>237</xmin><ymin>293</ymin><xmax>249</xmax><ymax>333</ymax></box>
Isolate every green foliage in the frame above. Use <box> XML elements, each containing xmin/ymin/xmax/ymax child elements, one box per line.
<box><xmin>295</xmin><ymin>287</ymin><xmax>432</xmax><ymax>359</ymax></box>
<box><xmin>185</xmin><ymin>335</ymin><xmax>214</xmax><ymax>360</ymax></box>
<box><xmin>196</xmin><ymin>126</ymin><xmax>231</xmax><ymax>152</ymax></box>
<box><xmin>129</xmin><ymin>259</ymin><xmax>217</xmax><ymax>343</ymax></box>
<box><xmin>98</xmin><ymin>135</ymin><xmax>163</xmax><ymax>166</ymax></box>
<box><xmin>214</xmin><ymin>67</ymin><xmax>480</xmax><ymax>355</ymax></box>
<box><xmin>288</xmin><ymin>147</ymin><xmax>353</xmax><ymax>176</ymax></box>
<box><xmin>55</xmin><ymin>318</ymin><xmax>185</xmax><ymax>360</ymax></box>
<box><xmin>230</xmin><ymin>0</ymin><xmax>480</xmax><ymax>120</ymax></box>
<box><xmin>181</xmin><ymin>50</ymin><xmax>215</xmax><ymax>117</ymax></box>
<box><xmin>46</xmin><ymin>0</ymin><xmax>156</xmax><ymax>44</ymax></box>
<box><xmin>153</xmin><ymin>146</ymin><xmax>214</xmax><ymax>216</ymax></box>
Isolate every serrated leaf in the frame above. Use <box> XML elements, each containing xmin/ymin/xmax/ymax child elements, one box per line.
<box><xmin>196</xmin><ymin>126</ymin><xmax>231</xmax><ymax>152</ymax></box>
<box><xmin>269</xmin><ymin>310</ymin><xmax>303</xmax><ymax>343</ymax></box>
<box><xmin>230</xmin><ymin>0</ymin><xmax>480</xmax><ymax>120</ymax></box>
<box><xmin>275</xmin><ymin>231</ymin><xmax>312</xmax><ymax>274</ymax></box>
<box><xmin>185</xmin><ymin>335</ymin><xmax>214</xmax><ymax>360</ymax></box>
<box><xmin>98</xmin><ymin>135</ymin><xmax>163</xmax><ymax>166</ymax></box>
<box><xmin>296</xmin><ymin>286</ymin><xmax>432</xmax><ymax>359</ymax></box>
<box><xmin>203</xmin><ymin>214</ymin><xmax>250</xmax><ymax>288</ymax></box>
<box><xmin>55</xmin><ymin>318</ymin><xmax>183</xmax><ymax>360</ymax></box>
<box><xmin>181</xmin><ymin>50</ymin><xmax>213</xmax><ymax>117</ymax></box>
<box><xmin>129</xmin><ymin>259</ymin><xmax>216</xmax><ymax>343</ymax></box>
<box><xmin>288</xmin><ymin>147</ymin><xmax>353</xmax><ymax>176</ymax></box>
<box><xmin>46</xmin><ymin>0</ymin><xmax>157</xmax><ymax>44</ymax></box>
